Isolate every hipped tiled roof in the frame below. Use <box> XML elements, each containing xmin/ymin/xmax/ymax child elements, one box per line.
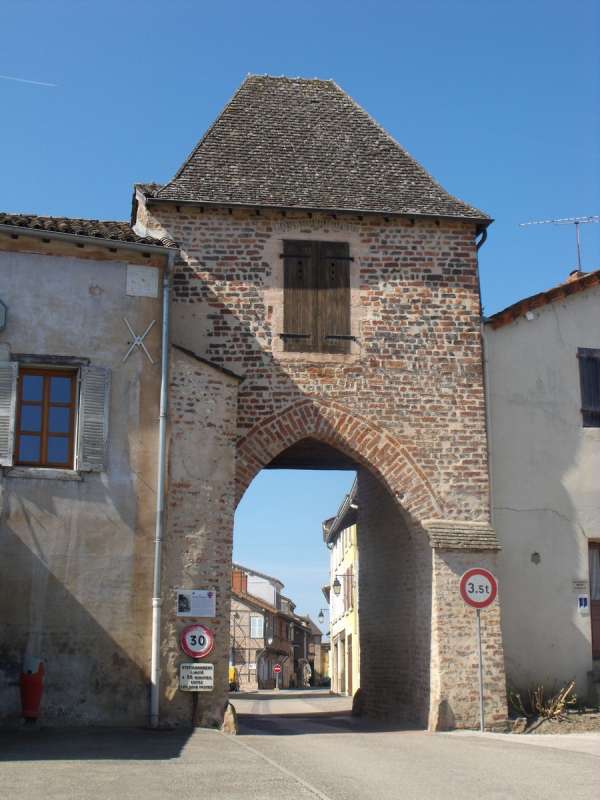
<box><xmin>0</xmin><ymin>211</ymin><xmax>177</xmax><ymax>249</ymax></box>
<box><xmin>150</xmin><ymin>75</ymin><xmax>490</xmax><ymax>222</ymax></box>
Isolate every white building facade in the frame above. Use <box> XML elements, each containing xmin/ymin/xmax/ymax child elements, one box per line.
<box><xmin>485</xmin><ymin>270</ymin><xmax>600</xmax><ymax>703</ymax></box>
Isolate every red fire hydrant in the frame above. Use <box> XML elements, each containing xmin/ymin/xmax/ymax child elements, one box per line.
<box><xmin>20</xmin><ymin>661</ymin><xmax>44</xmax><ymax>720</ymax></box>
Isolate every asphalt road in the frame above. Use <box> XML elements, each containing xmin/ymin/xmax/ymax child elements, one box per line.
<box><xmin>1</xmin><ymin>690</ymin><xmax>598</xmax><ymax>800</ymax></box>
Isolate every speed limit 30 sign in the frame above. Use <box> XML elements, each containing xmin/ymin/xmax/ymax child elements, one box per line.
<box><xmin>180</xmin><ymin>624</ymin><xmax>215</xmax><ymax>659</ymax></box>
<box><xmin>459</xmin><ymin>568</ymin><xmax>498</xmax><ymax>609</ymax></box>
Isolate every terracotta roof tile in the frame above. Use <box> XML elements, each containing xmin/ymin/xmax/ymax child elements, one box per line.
<box><xmin>0</xmin><ymin>211</ymin><xmax>177</xmax><ymax>249</ymax></box>
<box><xmin>150</xmin><ymin>75</ymin><xmax>490</xmax><ymax>221</ymax></box>
<box><xmin>486</xmin><ymin>268</ymin><xmax>600</xmax><ymax>329</ymax></box>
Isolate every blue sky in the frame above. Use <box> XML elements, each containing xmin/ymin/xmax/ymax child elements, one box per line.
<box><xmin>2</xmin><ymin>1</ymin><xmax>598</xmax><ymax>628</ymax></box>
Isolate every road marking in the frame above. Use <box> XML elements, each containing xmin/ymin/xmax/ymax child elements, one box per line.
<box><xmin>221</xmin><ymin>731</ymin><xmax>336</xmax><ymax>800</ymax></box>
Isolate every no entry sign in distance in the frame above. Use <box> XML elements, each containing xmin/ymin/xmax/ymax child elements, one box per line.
<box><xmin>459</xmin><ymin>568</ymin><xmax>498</xmax><ymax>609</ymax></box>
<box><xmin>273</xmin><ymin>663</ymin><xmax>282</xmax><ymax>674</ymax></box>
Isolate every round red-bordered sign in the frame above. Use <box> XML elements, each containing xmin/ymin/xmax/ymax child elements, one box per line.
<box><xmin>459</xmin><ymin>568</ymin><xmax>498</xmax><ymax>609</ymax></box>
<box><xmin>273</xmin><ymin>663</ymin><xmax>282</xmax><ymax>674</ymax></box>
<box><xmin>180</xmin><ymin>624</ymin><xmax>215</xmax><ymax>659</ymax></box>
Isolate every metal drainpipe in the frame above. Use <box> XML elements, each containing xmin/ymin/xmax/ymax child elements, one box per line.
<box><xmin>150</xmin><ymin>250</ymin><xmax>175</xmax><ymax>729</ymax></box>
<box><xmin>475</xmin><ymin>226</ymin><xmax>495</xmax><ymax>528</ymax></box>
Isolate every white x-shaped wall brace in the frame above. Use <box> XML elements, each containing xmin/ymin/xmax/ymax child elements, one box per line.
<box><xmin>122</xmin><ymin>318</ymin><xmax>156</xmax><ymax>364</ymax></box>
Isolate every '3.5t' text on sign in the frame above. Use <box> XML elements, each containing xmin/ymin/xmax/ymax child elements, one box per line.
<box><xmin>459</xmin><ymin>568</ymin><xmax>498</xmax><ymax>609</ymax></box>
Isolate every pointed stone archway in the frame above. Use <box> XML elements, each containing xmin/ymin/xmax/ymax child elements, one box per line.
<box><xmin>235</xmin><ymin>397</ymin><xmax>443</xmax><ymax>520</ymax></box>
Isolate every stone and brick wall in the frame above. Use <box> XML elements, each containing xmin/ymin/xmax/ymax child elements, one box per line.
<box><xmin>140</xmin><ymin>200</ymin><xmax>490</xmax><ymax>522</ymax></box>
<box><xmin>357</xmin><ymin>469</ymin><xmax>432</xmax><ymax>724</ymax></box>
<box><xmin>138</xmin><ymin>199</ymin><xmax>507</xmax><ymax>729</ymax></box>
<box><xmin>160</xmin><ymin>347</ymin><xmax>239</xmax><ymax>727</ymax></box>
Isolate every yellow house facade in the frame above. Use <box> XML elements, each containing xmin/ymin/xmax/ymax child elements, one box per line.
<box><xmin>324</xmin><ymin>480</ymin><xmax>360</xmax><ymax>697</ymax></box>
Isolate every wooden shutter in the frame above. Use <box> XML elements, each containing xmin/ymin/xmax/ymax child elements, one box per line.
<box><xmin>76</xmin><ymin>366</ymin><xmax>111</xmax><ymax>471</ymax></box>
<box><xmin>317</xmin><ymin>242</ymin><xmax>351</xmax><ymax>354</ymax></box>
<box><xmin>0</xmin><ymin>362</ymin><xmax>18</xmax><ymax>466</ymax></box>
<box><xmin>578</xmin><ymin>349</ymin><xmax>600</xmax><ymax>427</ymax></box>
<box><xmin>283</xmin><ymin>240</ymin><xmax>316</xmax><ymax>352</ymax></box>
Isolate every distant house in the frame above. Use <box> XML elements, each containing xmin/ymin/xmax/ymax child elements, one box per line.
<box><xmin>301</xmin><ymin>615</ymin><xmax>329</xmax><ymax>686</ymax></box>
<box><xmin>323</xmin><ymin>479</ymin><xmax>360</xmax><ymax>697</ymax></box>
<box><xmin>230</xmin><ymin>564</ymin><xmax>297</xmax><ymax>689</ymax></box>
<box><xmin>485</xmin><ymin>268</ymin><xmax>600</xmax><ymax>703</ymax></box>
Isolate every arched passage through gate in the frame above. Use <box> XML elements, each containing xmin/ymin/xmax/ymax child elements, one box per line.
<box><xmin>232</xmin><ymin>398</ymin><xmax>441</xmax><ymax>726</ymax></box>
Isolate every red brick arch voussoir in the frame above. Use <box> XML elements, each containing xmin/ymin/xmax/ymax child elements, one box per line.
<box><xmin>235</xmin><ymin>399</ymin><xmax>443</xmax><ymax>520</ymax></box>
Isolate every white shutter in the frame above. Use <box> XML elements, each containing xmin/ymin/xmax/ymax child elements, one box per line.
<box><xmin>76</xmin><ymin>366</ymin><xmax>111</xmax><ymax>472</ymax></box>
<box><xmin>0</xmin><ymin>362</ymin><xmax>18</xmax><ymax>466</ymax></box>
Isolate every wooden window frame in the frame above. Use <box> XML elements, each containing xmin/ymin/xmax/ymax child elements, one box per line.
<box><xmin>282</xmin><ymin>240</ymin><xmax>352</xmax><ymax>355</ymax></box>
<box><xmin>250</xmin><ymin>615</ymin><xmax>264</xmax><ymax>639</ymax></box>
<box><xmin>15</xmin><ymin>368</ymin><xmax>78</xmax><ymax>468</ymax></box>
<box><xmin>577</xmin><ymin>348</ymin><xmax>600</xmax><ymax>428</ymax></box>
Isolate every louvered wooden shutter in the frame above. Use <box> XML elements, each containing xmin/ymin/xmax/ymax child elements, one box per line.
<box><xmin>0</xmin><ymin>362</ymin><xmax>18</xmax><ymax>466</ymax></box>
<box><xmin>283</xmin><ymin>240</ymin><xmax>316</xmax><ymax>352</ymax></box>
<box><xmin>318</xmin><ymin>242</ymin><xmax>351</xmax><ymax>354</ymax></box>
<box><xmin>578</xmin><ymin>349</ymin><xmax>600</xmax><ymax>427</ymax></box>
<box><xmin>76</xmin><ymin>366</ymin><xmax>111</xmax><ymax>471</ymax></box>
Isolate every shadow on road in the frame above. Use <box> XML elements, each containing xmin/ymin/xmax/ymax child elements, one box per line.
<box><xmin>0</xmin><ymin>727</ymin><xmax>192</xmax><ymax>762</ymax></box>
<box><xmin>238</xmin><ymin>710</ymin><xmax>422</xmax><ymax>737</ymax></box>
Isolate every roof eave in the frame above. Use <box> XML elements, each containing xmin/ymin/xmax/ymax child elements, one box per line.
<box><xmin>485</xmin><ymin>269</ymin><xmax>600</xmax><ymax>330</ymax></box>
<box><xmin>142</xmin><ymin>193</ymin><xmax>493</xmax><ymax>227</ymax></box>
<box><xmin>0</xmin><ymin>222</ymin><xmax>177</xmax><ymax>256</ymax></box>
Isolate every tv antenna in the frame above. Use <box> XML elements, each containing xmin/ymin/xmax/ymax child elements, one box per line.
<box><xmin>519</xmin><ymin>215</ymin><xmax>600</xmax><ymax>270</ymax></box>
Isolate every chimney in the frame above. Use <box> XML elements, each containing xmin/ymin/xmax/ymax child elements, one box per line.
<box><xmin>232</xmin><ymin>568</ymin><xmax>247</xmax><ymax>594</ymax></box>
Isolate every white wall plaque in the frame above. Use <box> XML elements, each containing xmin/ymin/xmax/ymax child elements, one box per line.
<box><xmin>577</xmin><ymin>595</ymin><xmax>590</xmax><ymax>616</ymax></box>
<box><xmin>176</xmin><ymin>589</ymin><xmax>216</xmax><ymax>617</ymax></box>
<box><xmin>179</xmin><ymin>662</ymin><xmax>214</xmax><ymax>692</ymax></box>
<box><xmin>572</xmin><ymin>579</ymin><xmax>588</xmax><ymax>593</ymax></box>
<box><xmin>126</xmin><ymin>265</ymin><xmax>159</xmax><ymax>298</ymax></box>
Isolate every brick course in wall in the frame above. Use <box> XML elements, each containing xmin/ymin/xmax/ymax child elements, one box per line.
<box><xmin>145</xmin><ymin>200</ymin><xmax>507</xmax><ymax>729</ymax></box>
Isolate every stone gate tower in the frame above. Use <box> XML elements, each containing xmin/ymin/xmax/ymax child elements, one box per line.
<box><xmin>134</xmin><ymin>76</ymin><xmax>507</xmax><ymax>730</ymax></box>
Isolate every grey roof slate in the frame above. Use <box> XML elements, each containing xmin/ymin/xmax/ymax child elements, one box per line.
<box><xmin>0</xmin><ymin>211</ymin><xmax>177</xmax><ymax>249</ymax></box>
<box><xmin>152</xmin><ymin>75</ymin><xmax>490</xmax><ymax>221</ymax></box>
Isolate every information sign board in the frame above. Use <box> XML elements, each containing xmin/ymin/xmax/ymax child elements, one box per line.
<box><xmin>176</xmin><ymin>589</ymin><xmax>216</xmax><ymax>618</ymax></box>
<box><xmin>179</xmin><ymin>662</ymin><xmax>214</xmax><ymax>692</ymax></box>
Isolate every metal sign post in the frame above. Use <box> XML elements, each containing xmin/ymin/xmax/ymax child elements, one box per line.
<box><xmin>459</xmin><ymin>568</ymin><xmax>498</xmax><ymax>733</ymax></box>
<box><xmin>476</xmin><ymin>608</ymin><xmax>484</xmax><ymax>732</ymax></box>
<box><xmin>273</xmin><ymin>662</ymin><xmax>282</xmax><ymax>691</ymax></box>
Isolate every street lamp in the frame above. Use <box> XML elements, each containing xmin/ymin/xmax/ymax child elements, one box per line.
<box><xmin>332</xmin><ymin>573</ymin><xmax>353</xmax><ymax>596</ymax></box>
<box><xmin>317</xmin><ymin>608</ymin><xmax>329</xmax><ymax>624</ymax></box>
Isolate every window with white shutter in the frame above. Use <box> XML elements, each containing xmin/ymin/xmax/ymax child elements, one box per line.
<box><xmin>76</xmin><ymin>366</ymin><xmax>111</xmax><ymax>471</ymax></box>
<box><xmin>0</xmin><ymin>362</ymin><xmax>18</xmax><ymax>466</ymax></box>
<box><xmin>1</xmin><ymin>361</ymin><xmax>111</xmax><ymax>473</ymax></box>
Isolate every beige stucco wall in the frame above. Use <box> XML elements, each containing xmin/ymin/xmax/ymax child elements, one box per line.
<box><xmin>329</xmin><ymin>523</ymin><xmax>360</xmax><ymax>695</ymax></box>
<box><xmin>485</xmin><ymin>284</ymin><xmax>600</xmax><ymax>698</ymax></box>
<box><xmin>0</xmin><ymin>249</ymin><xmax>163</xmax><ymax>724</ymax></box>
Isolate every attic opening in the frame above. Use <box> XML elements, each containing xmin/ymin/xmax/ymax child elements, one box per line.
<box><xmin>265</xmin><ymin>438</ymin><xmax>358</xmax><ymax>471</ymax></box>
